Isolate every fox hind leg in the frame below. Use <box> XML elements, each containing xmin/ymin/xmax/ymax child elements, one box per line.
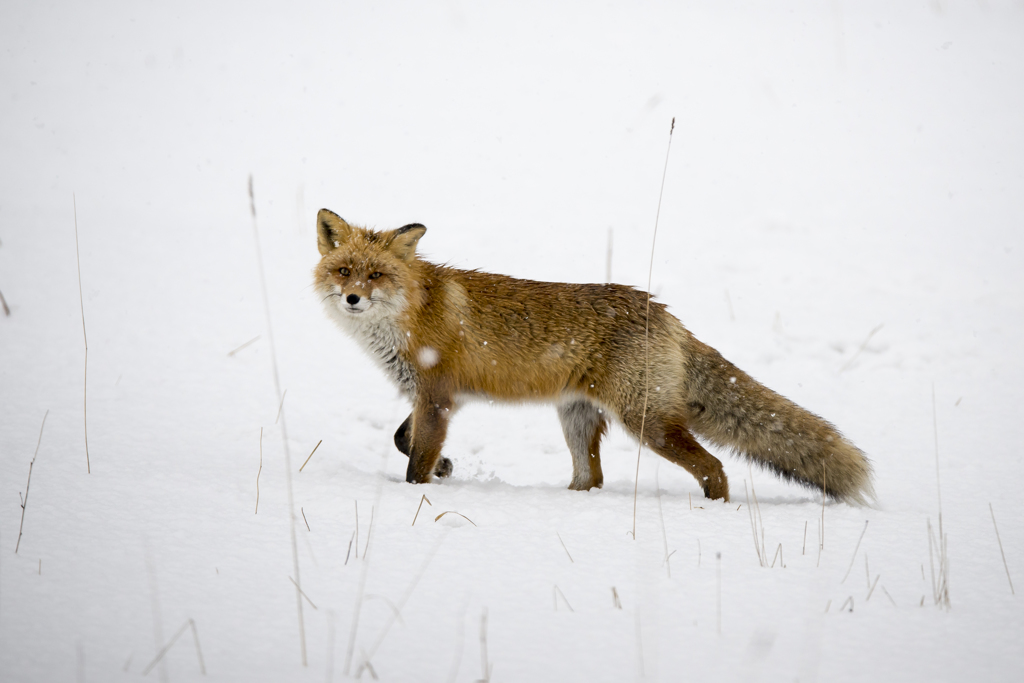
<box><xmin>624</xmin><ymin>412</ymin><xmax>729</xmax><ymax>501</ymax></box>
<box><xmin>395</xmin><ymin>413</ymin><xmax>452</xmax><ymax>478</ymax></box>
<box><xmin>557</xmin><ymin>399</ymin><xmax>607</xmax><ymax>490</ymax></box>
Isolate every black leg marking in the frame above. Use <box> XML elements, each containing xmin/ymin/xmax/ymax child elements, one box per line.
<box><xmin>394</xmin><ymin>414</ymin><xmax>412</xmax><ymax>455</ymax></box>
<box><xmin>395</xmin><ymin>412</ymin><xmax>452</xmax><ymax>477</ymax></box>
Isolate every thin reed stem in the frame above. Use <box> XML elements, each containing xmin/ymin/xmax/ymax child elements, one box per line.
<box><xmin>363</xmin><ymin>533</ymin><xmax>447</xmax><ymax>666</ymax></box>
<box><xmin>632</xmin><ymin>117</ymin><xmax>676</xmax><ymax>540</ymax></box>
<box><xmin>989</xmin><ymin>503</ymin><xmax>1014</xmax><ymax>595</ymax></box>
<box><xmin>840</xmin><ymin>521</ymin><xmax>869</xmax><ymax>583</ymax></box>
<box><xmin>299</xmin><ymin>440</ymin><xmax>321</xmax><ymax>472</ymax></box>
<box><xmin>249</xmin><ymin>175</ymin><xmax>306</xmax><ymax>664</ymax></box>
<box><xmin>557</xmin><ymin>532</ymin><xmax>574</xmax><ymax>563</ymax></box>
<box><xmin>255</xmin><ymin>427</ymin><xmax>263</xmax><ymax>514</ymax></box>
<box><xmin>227</xmin><ymin>335</ymin><xmax>260</xmax><ymax>356</ymax></box>
<box><xmin>656</xmin><ymin>467</ymin><xmax>670</xmax><ymax>577</ymax></box>
<box><xmin>73</xmin><ymin>195</ymin><xmax>90</xmax><ymax>473</ymax></box>
<box><xmin>411</xmin><ymin>494</ymin><xmax>432</xmax><ymax>526</ymax></box>
<box><xmin>15</xmin><ymin>410</ymin><xmax>48</xmax><ymax>554</ymax></box>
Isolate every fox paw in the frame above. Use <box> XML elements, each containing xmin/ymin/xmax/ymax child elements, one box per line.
<box><xmin>434</xmin><ymin>457</ymin><xmax>453</xmax><ymax>478</ymax></box>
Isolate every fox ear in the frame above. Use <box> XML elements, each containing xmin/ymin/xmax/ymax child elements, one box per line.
<box><xmin>387</xmin><ymin>223</ymin><xmax>426</xmax><ymax>261</ymax></box>
<box><xmin>317</xmin><ymin>209</ymin><xmax>353</xmax><ymax>256</ymax></box>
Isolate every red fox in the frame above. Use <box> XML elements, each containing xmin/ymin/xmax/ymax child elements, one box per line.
<box><xmin>313</xmin><ymin>209</ymin><xmax>873</xmax><ymax>504</ymax></box>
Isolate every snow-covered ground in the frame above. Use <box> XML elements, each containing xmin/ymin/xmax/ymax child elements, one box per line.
<box><xmin>2</xmin><ymin>1</ymin><xmax>1022</xmax><ymax>681</ymax></box>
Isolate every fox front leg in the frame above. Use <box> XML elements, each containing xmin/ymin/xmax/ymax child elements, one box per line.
<box><xmin>395</xmin><ymin>413</ymin><xmax>452</xmax><ymax>478</ymax></box>
<box><xmin>405</xmin><ymin>394</ymin><xmax>454</xmax><ymax>483</ymax></box>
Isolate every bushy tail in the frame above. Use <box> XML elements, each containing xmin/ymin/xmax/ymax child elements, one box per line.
<box><xmin>684</xmin><ymin>339</ymin><xmax>874</xmax><ymax>505</ymax></box>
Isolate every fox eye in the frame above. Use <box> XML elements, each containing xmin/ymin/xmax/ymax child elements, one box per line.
<box><xmin>368</xmin><ymin>271</ymin><xmax>383</xmax><ymax>280</ymax></box>
<box><xmin>338</xmin><ymin>267</ymin><xmax>350</xmax><ymax>276</ymax></box>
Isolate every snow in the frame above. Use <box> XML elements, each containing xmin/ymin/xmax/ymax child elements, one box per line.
<box><xmin>2</xmin><ymin>1</ymin><xmax>1023</xmax><ymax>681</ymax></box>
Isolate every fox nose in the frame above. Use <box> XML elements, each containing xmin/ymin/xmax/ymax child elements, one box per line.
<box><xmin>346</xmin><ymin>294</ymin><xmax>360</xmax><ymax>305</ymax></box>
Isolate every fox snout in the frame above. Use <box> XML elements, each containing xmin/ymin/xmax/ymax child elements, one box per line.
<box><xmin>343</xmin><ymin>291</ymin><xmax>371</xmax><ymax>312</ymax></box>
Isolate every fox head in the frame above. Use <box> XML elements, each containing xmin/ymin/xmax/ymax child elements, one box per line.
<box><xmin>313</xmin><ymin>208</ymin><xmax>426</xmax><ymax>322</ymax></box>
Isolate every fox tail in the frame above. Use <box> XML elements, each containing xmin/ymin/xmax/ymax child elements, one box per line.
<box><xmin>685</xmin><ymin>340</ymin><xmax>874</xmax><ymax>505</ymax></box>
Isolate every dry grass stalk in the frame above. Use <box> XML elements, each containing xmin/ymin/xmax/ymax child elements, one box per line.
<box><xmin>989</xmin><ymin>503</ymin><xmax>1014</xmax><ymax>595</ymax></box>
<box><xmin>612</xmin><ymin>587</ymin><xmax>622</xmax><ymax>609</ymax></box>
<box><xmin>631</xmin><ymin>117</ymin><xmax>676</xmax><ymax>541</ymax></box>
<box><xmin>927</xmin><ymin>518</ymin><xmax>951</xmax><ymax>609</ymax></box>
<box><xmin>840</xmin><ymin>521</ymin><xmax>869</xmax><ymax>583</ymax></box>
<box><xmin>802</xmin><ymin>521</ymin><xmax>808</xmax><ymax>556</ymax></box>
<box><xmin>227</xmin><ymin>335</ymin><xmax>260</xmax><ymax>356</ymax></box>
<box><xmin>354</xmin><ymin>501</ymin><xmax>360</xmax><ymax>559</ymax></box>
<box><xmin>816</xmin><ymin>518</ymin><xmax>823</xmax><ymax>568</ymax></box>
<box><xmin>605</xmin><ymin>227</ymin><xmax>613</xmax><ymax>283</ymax></box>
<box><xmin>299</xmin><ymin>440</ymin><xmax>321</xmax><ymax>472</ymax></box>
<box><xmin>344</xmin><ymin>442</ymin><xmax>391</xmax><ymax>679</ymax></box>
<box><xmin>356</xmin><ymin>652</ymin><xmax>378</xmax><ymax>681</ymax></box>
<box><xmin>881</xmin><ymin>585</ymin><xmax>897</xmax><ymax>607</ymax></box>
<box><xmin>15</xmin><ymin>410</ymin><xmax>48</xmax><ymax>554</ymax></box>
<box><xmin>839</xmin><ymin>596</ymin><xmax>854</xmax><ymax>612</ymax></box>
<box><xmin>445</xmin><ymin>598</ymin><xmax>470</xmax><ymax>683</ymax></box>
<box><xmin>556</xmin><ymin>532</ymin><xmax>574</xmax><ymax>563</ymax></box>
<box><xmin>255</xmin><ymin>427</ymin><xmax>263</xmax><ymax>514</ymax></box>
<box><xmin>188</xmin><ymin>619</ymin><xmax>206</xmax><ymax>675</ymax></box>
<box><xmin>0</xmin><ymin>287</ymin><xmax>9</xmax><ymax>316</ymax></box>
<box><xmin>363</xmin><ymin>506</ymin><xmax>375</xmax><ymax>559</ymax></box>
<box><xmin>289</xmin><ymin>576</ymin><xmax>318</xmax><ymax>610</ymax></box>
<box><xmin>325</xmin><ymin>609</ymin><xmax>337</xmax><ymax>683</ymax></box>
<box><xmin>141</xmin><ymin>622</ymin><xmax>192</xmax><ymax>675</ymax></box>
<box><xmin>477</xmin><ymin>608</ymin><xmax>493</xmax><ymax>682</ymax></box>
<box><xmin>345</xmin><ymin>530</ymin><xmax>355</xmax><ymax>565</ymax></box>
<box><xmin>553</xmin><ymin>585</ymin><xmax>574</xmax><ymax>612</ymax></box>
<box><xmin>275</xmin><ymin>389</ymin><xmax>288</xmax><ymax>424</ymax></box>
<box><xmin>929</xmin><ymin>386</ymin><xmax>951</xmax><ymax>610</ymax></box>
<box><xmin>697</xmin><ymin>538</ymin><xmax>702</xmax><ymax>568</ymax></box>
<box><xmin>344</xmin><ymin>529</ymin><xmax>371</xmax><ymax>675</ymax></box>
<box><xmin>839</xmin><ymin>323</ymin><xmax>884</xmax><ymax>373</ymax></box>
<box><xmin>411</xmin><ymin>494</ymin><xmax>432</xmax><ymax>526</ymax></box>
<box><xmin>143</xmin><ymin>544</ymin><xmax>167</xmax><ymax>683</ymax></box>
<box><xmin>141</xmin><ymin>618</ymin><xmax>204</xmax><ymax>679</ymax></box>
<box><xmin>716</xmin><ymin>552</ymin><xmax>722</xmax><ymax>634</ymax></box>
<box><xmin>301</xmin><ymin>507</ymin><xmax>310</xmax><ymax>531</ymax></box>
<box><xmin>361</xmin><ymin>533</ymin><xmax>447</xmax><ymax>672</ymax></box>
<box><xmin>744</xmin><ymin>478</ymin><xmax>768</xmax><ymax>567</ymax></box>
<box><xmin>73</xmin><ymin>195</ymin><xmax>90</xmax><ymax>474</ymax></box>
<box><xmin>655</xmin><ymin>467</ymin><xmax>670</xmax><ymax>577</ymax></box>
<box><xmin>821</xmin><ymin>461</ymin><xmax>826</xmax><ymax>549</ymax></box>
<box><xmin>635</xmin><ymin>611</ymin><xmax>646</xmax><ymax>678</ymax></box>
<box><xmin>824</xmin><ymin>599</ymin><xmax>832</xmax><ymax>613</ymax></box>
<box><xmin>434</xmin><ymin>511</ymin><xmax>477</xmax><ymax>527</ymax></box>
<box><xmin>770</xmin><ymin>543</ymin><xmax>784</xmax><ymax>569</ymax></box>
<box><xmin>249</xmin><ymin>174</ymin><xmax>306</xmax><ymax>664</ymax></box>
<box><xmin>866</xmin><ymin>574</ymin><xmax>880</xmax><ymax>601</ymax></box>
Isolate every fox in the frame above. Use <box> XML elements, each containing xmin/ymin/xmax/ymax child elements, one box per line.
<box><xmin>313</xmin><ymin>208</ymin><xmax>874</xmax><ymax>504</ymax></box>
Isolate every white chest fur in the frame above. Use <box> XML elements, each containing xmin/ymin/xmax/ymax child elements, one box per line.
<box><xmin>323</xmin><ymin>296</ymin><xmax>418</xmax><ymax>396</ymax></box>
